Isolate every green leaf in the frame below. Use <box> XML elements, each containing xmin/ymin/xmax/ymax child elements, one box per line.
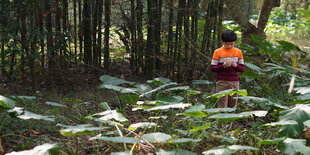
<box><xmin>0</xmin><ymin>95</ymin><xmax>15</xmax><ymax>109</ymax></box>
<box><xmin>99</xmin><ymin>102</ymin><xmax>111</xmax><ymax>110</ymax></box>
<box><xmin>227</xmin><ymin>145</ymin><xmax>258</xmax><ymax>151</ymax></box>
<box><xmin>304</xmin><ymin>120</ymin><xmax>310</xmax><ymax>128</ymax></box>
<box><xmin>192</xmin><ymin>80</ymin><xmax>213</xmax><ymax>85</ymax></box>
<box><xmin>100</xmin><ymin>75</ymin><xmax>134</xmax><ymax>86</ymax></box>
<box><xmin>147</xmin><ymin>77</ymin><xmax>171</xmax><ymax>86</ymax></box>
<box><xmin>120</xmin><ymin>95</ymin><xmax>139</xmax><ymax>104</ymax></box>
<box><xmin>245</xmin><ymin>62</ymin><xmax>263</xmax><ymax>75</ymax></box>
<box><xmin>17</xmin><ymin>110</ymin><xmax>54</xmax><ymax>121</ymax></box>
<box><xmin>128</xmin><ymin>122</ymin><xmax>157</xmax><ymax>130</ymax></box>
<box><xmin>294</xmin><ymin>87</ymin><xmax>310</xmax><ymax>94</ymax></box>
<box><xmin>209</xmin><ymin>113</ymin><xmax>247</xmax><ymax>121</ymax></box>
<box><xmin>5</xmin><ymin>143</ymin><xmax>59</xmax><ymax>155</ymax></box>
<box><xmin>99</xmin><ymin>85</ymin><xmax>138</xmax><ymax>94</ymax></box>
<box><xmin>203</xmin><ymin>145</ymin><xmax>236</xmax><ymax>155</ymax></box>
<box><xmin>156</xmin><ymin>149</ymin><xmax>197</xmax><ymax>155</ymax></box>
<box><xmin>278</xmin><ymin>138</ymin><xmax>310</xmax><ymax>155</ymax></box>
<box><xmin>156</xmin><ymin>95</ymin><xmax>183</xmax><ymax>104</ymax></box>
<box><xmin>146</xmin><ymin>103</ymin><xmax>191</xmax><ymax>111</ymax></box>
<box><xmin>279</xmin><ymin>104</ymin><xmax>310</xmax><ymax>137</ymax></box>
<box><xmin>57</xmin><ymin>124</ymin><xmax>107</xmax><ymax>136</ymax></box>
<box><xmin>185</xmin><ymin>104</ymin><xmax>205</xmax><ymax>112</ymax></box>
<box><xmin>191</xmin><ymin>123</ymin><xmax>212</xmax><ymax>132</ymax></box>
<box><xmin>264</xmin><ymin>120</ymin><xmax>298</xmax><ymax>127</ymax></box>
<box><xmin>207</xmin><ymin>89</ymin><xmax>247</xmax><ymax>99</ymax></box>
<box><xmin>45</xmin><ymin>101</ymin><xmax>67</xmax><ymax>108</ymax></box>
<box><xmin>139</xmin><ymin>82</ymin><xmax>177</xmax><ymax>97</ymax></box>
<box><xmin>258</xmin><ymin>137</ymin><xmax>286</xmax><ymax>146</ymax></box>
<box><xmin>239</xmin><ymin>110</ymin><xmax>268</xmax><ymax>117</ymax></box>
<box><xmin>204</xmin><ymin>108</ymin><xmax>236</xmax><ymax>113</ymax></box>
<box><xmin>177</xmin><ymin>111</ymin><xmax>207</xmax><ymax>118</ymax></box>
<box><xmin>90</xmin><ymin>136</ymin><xmax>140</xmax><ymax>143</ymax></box>
<box><xmin>93</xmin><ymin>110</ymin><xmax>128</xmax><ymax>122</ymax></box>
<box><xmin>170</xmin><ymin>138</ymin><xmax>201</xmax><ymax>144</ymax></box>
<box><xmin>141</xmin><ymin>132</ymin><xmax>172</xmax><ymax>143</ymax></box>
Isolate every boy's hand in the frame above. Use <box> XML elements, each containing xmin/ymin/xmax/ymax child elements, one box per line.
<box><xmin>231</xmin><ymin>61</ymin><xmax>237</xmax><ymax>68</ymax></box>
<box><xmin>223</xmin><ymin>61</ymin><xmax>231</xmax><ymax>68</ymax></box>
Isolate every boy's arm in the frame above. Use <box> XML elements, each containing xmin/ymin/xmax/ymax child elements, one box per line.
<box><xmin>234</xmin><ymin>58</ymin><xmax>245</xmax><ymax>72</ymax></box>
<box><xmin>210</xmin><ymin>59</ymin><xmax>224</xmax><ymax>72</ymax></box>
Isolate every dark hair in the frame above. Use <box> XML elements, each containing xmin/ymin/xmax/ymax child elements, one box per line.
<box><xmin>221</xmin><ymin>30</ymin><xmax>237</xmax><ymax>42</ymax></box>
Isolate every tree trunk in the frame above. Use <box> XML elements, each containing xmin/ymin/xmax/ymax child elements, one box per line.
<box><xmin>167</xmin><ymin>0</ymin><xmax>174</xmax><ymax>75</ymax></box>
<box><xmin>45</xmin><ymin>0</ymin><xmax>55</xmax><ymax>73</ymax></box>
<box><xmin>146</xmin><ymin>0</ymin><xmax>156</xmax><ymax>78</ymax></box>
<box><xmin>97</xmin><ymin>0</ymin><xmax>103</xmax><ymax>66</ymax></box>
<box><xmin>92</xmin><ymin>0</ymin><xmax>98</xmax><ymax>66</ymax></box>
<box><xmin>225</xmin><ymin>0</ymin><xmax>281</xmax><ymax>44</ymax></box>
<box><xmin>136</xmin><ymin>0</ymin><xmax>144</xmax><ymax>75</ymax></box>
<box><xmin>74</xmin><ymin>0</ymin><xmax>77</xmax><ymax>64</ymax></box>
<box><xmin>83</xmin><ymin>0</ymin><xmax>92</xmax><ymax>65</ymax></box>
<box><xmin>154</xmin><ymin>0</ymin><xmax>162</xmax><ymax>70</ymax></box>
<box><xmin>130</xmin><ymin>0</ymin><xmax>137</xmax><ymax>70</ymax></box>
<box><xmin>103</xmin><ymin>0</ymin><xmax>111</xmax><ymax>71</ymax></box>
<box><xmin>78</xmin><ymin>0</ymin><xmax>83</xmax><ymax>62</ymax></box>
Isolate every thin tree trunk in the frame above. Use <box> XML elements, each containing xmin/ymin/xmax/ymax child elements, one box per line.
<box><xmin>103</xmin><ymin>0</ymin><xmax>111</xmax><ymax>71</ymax></box>
<box><xmin>93</xmin><ymin>0</ymin><xmax>98</xmax><ymax>66</ymax></box>
<box><xmin>146</xmin><ymin>0</ymin><xmax>155</xmax><ymax>78</ymax></box>
<box><xmin>63</xmin><ymin>0</ymin><xmax>69</xmax><ymax>64</ymax></box>
<box><xmin>154</xmin><ymin>0</ymin><xmax>162</xmax><ymax>70</ymax></box>
<box><xmin>45</xmin><ymin>0</ymin><xmax>54</xmax><ymax>72</ymax></box>
<box><xmin>130</xmin><ymin>0</ymin><xmax>137</xmax><ymax>70</ymax></box>
<box><xmin>83</xmin><ymin>0</ymin><xmax>92</xmax><ymax>65</ymax></box>
<box><xmin>78</xmin><ymin>0</ymin><xmax>83</xmax><ymax>62</ymax></box>
<box><xmin>20</xmin><ymin>4</ymin><xmax>29</xmax><ymax>79</ymax></box>
<box><xmin>136</xmin><ymin>0</ymin><xmax>144</xmax><ymax>75</ymax></box>
<box><xmin>217</xmin><ymin>0</ymin><xmax>223</xmax><ymax>48</ymax></box>
<box><xmin>167</xmin><ymin>0</ymin><xmax>174</xmax><ymax>75</ymax></box>
<box><xmin>74</xmin><ymin>0</ymin><xmax>77</xmax><ymax>64</ymax></box>
<box><xmin>97</xmin><ymin>0</ymin><xmax>103</xmax><ymax>66</ymax></box>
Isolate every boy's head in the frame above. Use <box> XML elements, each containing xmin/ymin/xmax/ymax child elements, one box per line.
<box><xmin>221</xmin><ymin>30</ymin><xmax>237</xmax><ymax>49</ymax></box>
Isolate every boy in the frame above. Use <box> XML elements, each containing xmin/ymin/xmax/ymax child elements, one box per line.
<box><xmin>210</xmin><ymin>30</ymin><xmax>245</xmax><ymax>108</ymax></box>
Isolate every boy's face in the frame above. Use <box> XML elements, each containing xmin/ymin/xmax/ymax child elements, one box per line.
<box><xmin>222</xmin><ymin>41</ymin><xmax>235</xmax><ymax>49</ymax></box>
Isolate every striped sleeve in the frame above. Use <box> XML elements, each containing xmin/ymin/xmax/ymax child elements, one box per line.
<box><xmin>238</xmin><ymin>50</ymin><xmax>244</xmax><ymax>65</ymax></box>
<box><xmin>211</xmin><ymin>51</ymin><xmax>219</xmax><ymax>65</ymax></box>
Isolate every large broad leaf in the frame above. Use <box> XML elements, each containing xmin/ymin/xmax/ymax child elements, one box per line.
<box><xmin>203</xmin><ymin>145</ymin><xmax>258</xmax><ymax>155</ymax></box>
<box><xmin>165</xmin><ymin>86</ymin><xmax>190</xmax><ymax>94</ymax></box>
<box><xmin>191</xmin><ymin>123</ymin><xmax>212</xmax><ymax>132</ymax></box>
<box><xmin>156</xmin><ymin>149</ymin><xmax>196</xmax><ymax>155</ymax></box>
<box><xmin>147</xmin><ymin>77</ymin><xmax>171</xmax><ymax>86</ymax></box>
<box><xmin>93</xmin><ymin>110</ymin><xmax>128</xmax><ymax>122</ymax></box>
<box><xmin>128</xmin><ymin>122</ymin><xmax>157</xmax><ymax>130</ymax></box>
<box><xmin>245</xmin><ymin>62</ymin><xmax>263</xmax><ymax>75</ymax></box>
<box><xmin>203</xmin><ymin>145</ymin><xmax>236</xmax><ymax>155</ymax></box>
<box><xmin>279</xmin><ymin>104</ymin><xmax>310</xmax><ymax>137</ymax></box>
<box><xmin>57</xmin><ymin>124</ymin><xmax>107</xmax><ymax>136</ymax></box>
<box><xmin>209</xmin><ymin>111</ymin><xmax>267</xmax><ymax>121</ymax></box>
<box><xmin>207</xmin><ymin>89</ymin><xmax>248</xmax><ymax>99</ymax></box>
<box><xmin>258</xmin><ymin>137</ymin><xmax>286</xmax><ymax>146</ymax></box>
<box><xmin>204</xmin><ymin>108</ymin><xmax>236</xmax><ymax>113</ymax></box>
<box><xmin>303</xmin><ymin>120</ymin><xmax>310</xmax><ymax>128</ymax></box>
<box><xmin>99</xmin><ymin>85</ymin><xmax>138</xmax><ymax>94</ymax></box>
<box><xmin>156</xmin><ymin>95</ymin><xmax>183</xmax><ymax>104</ymax></box>
<box><xmin>100</xmin><ymin>75</ymin><xmax>134</xmax><ymax>86</ymax></box>
<box><xmin>146</xmin><ymin>103</ymin><xmax>191</xmax><ymax>111</ymax></box>
<box><xmin>177</xmin><ymin>111</ymin><xmax>207</xmax><ymax>118</ymax></box>
<box><xmin>141</xmin><ymin>132</ymin><xmax>171</xmax><ymax>143</ymax></box>
<box><xmin>278</xmin><ymin>138</ymin><xmax>310</xmax><ymax>155</ymax></box>
<box><xmin>120</xmin><ymin>95</ymin><xmax>139</xmax><ymax>104</ymax></box>
<box><xmin>264</xmin><ymin>120</ymin><xmax>298</xmax><ymax>127</ymax></box>
<box><xmin>11</xmin><ymin>109</ymin><xmax>55</xmax><ymax>122</ymax></box>
<box><xmin>170</xmin><ymin>138</ymin><xmax>201</xmax><ymax>144</ymax></box>
<box><xmin>139</xmin><ymin>82</ymin><xmax>177</xmax><ymax>97</ymax></box>
<box><xmin>294</xmin><ymin>87</ymin><xmax>310</xmax><ymax>94</ymax></box>
<box><xmin>6</xmin><ymin>143</ymin><xmax>59</xmax><ymax>155</ymax></box>
<box><xmin>0</xmin><ymin>95</ymin><xmax>15</xmax><ymax>109</ymax></box>
<box><xmin>90</xmin><ymin>136</ymin><xmax>140</xmax><ymax>143</ymax></box>
<box><xmin>192</xmin><ymin>80</ymin><xmax>213</xmax><ymax>85</ymax></box>
<box><xmin>45</xmin><ymin>101</ymin><xmax>67</xmax><ymax>108</ymax></box>
<box><xmin>185</xmin><ymin>104</ymin><xmax>205</xmax><ymax>112</ymax></box>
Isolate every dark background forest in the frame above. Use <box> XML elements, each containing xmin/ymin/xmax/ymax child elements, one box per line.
<box><xmin>1</xmin><ymin>0</ymin><xmax>310</xmax><ymax>154</ymax></box>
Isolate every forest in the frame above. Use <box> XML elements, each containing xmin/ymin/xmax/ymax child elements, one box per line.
<box><xmin>0</xmin><ymin>0</ymin><xmax>310</xmax><ymax>154</ymax></box>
